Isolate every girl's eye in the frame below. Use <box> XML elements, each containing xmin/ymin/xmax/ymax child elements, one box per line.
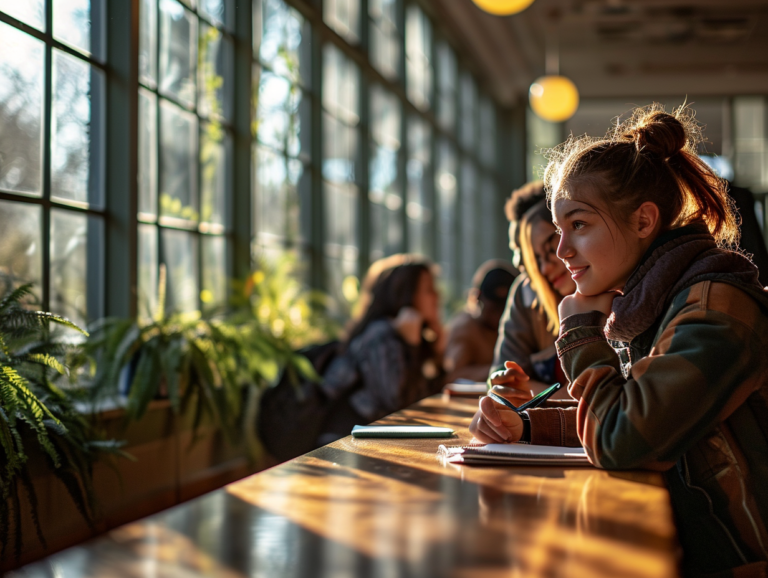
<box><xmin>573</xmin><ymin>221</ymin><xmax>586</xmax><ymax>230</ymax></box>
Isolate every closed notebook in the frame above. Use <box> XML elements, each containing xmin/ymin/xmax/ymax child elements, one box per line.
<box><xmin>437</xmin><ymin>443</ymin><xmax>590</xmax><ymax>466</ymax></box>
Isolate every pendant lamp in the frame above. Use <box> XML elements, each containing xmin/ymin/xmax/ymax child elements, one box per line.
<box><xmin>471</xmin><ymin>0</ymin><xmax>535</xmax><ymax>16</ymax></box>
<box><xmin>529</xmin><ymin>25</ymin><xmax>579</xmax><ymax>122</ymax></box>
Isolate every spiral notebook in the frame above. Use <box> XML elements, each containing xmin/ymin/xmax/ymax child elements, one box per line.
<box><xmin>437</xmin><ymin>443</ymin><xmax>590</xmax><ymax>466</ymax></box>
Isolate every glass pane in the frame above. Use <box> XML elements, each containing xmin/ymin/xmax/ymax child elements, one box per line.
<box><xmin>460</xmin><ymin>72</ymin><xmax>477</xmax><ymax>151</ymax></box>
<box><xmin>322</xmin><ymin>44</ymin><xmax>359</xmax><ymax>126</ymax></box>
<box><xmin>0</xmin><ymin>23</ymin><xmax>44</xmax><ymax>196</ymax></box>
<box><xmin>159</xmin><ymin>0</ymin><xmax>197</xmax><ymax>108</ymax></box>
<box><xmin>436</xmin><ymin>42</ymin><xmax>456</xmax><ymax>133</ymax></box>
<box><xmin>0</xmin><ymin>0</ymin><xmax>45</xmax><ymax>30</ymax></box>
<box><xmin>479</xmin><ymin>96</ymin><xmax>496</xmax><ymax>169</ymax></box>
<box><xmin>199</xmin><ymin>24</ymin><xmax>233</xmax><ymax>121</ymax></box>
<box><xmin>140</xmin><ymin>0</ymin><xmax>158</xmax><ymax>85</ymax></box>
<box><xmin>436</xmin><ymin>139</ymin><xmax>457</xmax><ymax>296</ymax></box>
<box><xmin>161</xmin><ymin>228</ymin><xmax>199</xmax><ymax>313</ymax></box>
<box><xmin>481</xmin><ymin>176</ymin><xmax>497</xmax><ymax>260</ymax></box>
<box><xmin>733</xmin><ymin>97</ymin><xmax>768</xmax><ymax>192</ymax></box>
<box><xmin>0</xmin><ymin>201</ymin><xmax>41</xmax><ymax>296</ymax></box>
<box><xmin>324</xmin><ymin>180</ymin><xmax>357</xmax><ymax>250</ymax></box>
<box><xmin>138</xmin><ymin>224</ymin><xmax>158</xmax><ymax>319</ymax></box>
<box><xmin>405</xmin><ymin>5</ymin><xmax>431</xmax><ymax>111</ymax></box>
<box><xmin>200</xmin><ymin>123</ymin><xmax>229</xmax><ymax>225</ymax></box>
<box><xmin>50</xmin><ymin>210</ymin><xmax>88</xmax><ymax>325</ymax></box>
<box><xmin>255</xmin><ymin>70</ymin><xmax>306</xmax><ymax>156</ymax></box>
<box><xmin>256</xmin><ymin>0</ymin><xmax>310</xmax><ymax>87</ymax></box>
<box><xmin>460</xmin><ymin>159</ymin><xmax>477</xmax><ymax>287</ymax></box>
<box><xmin>160</xmin><ymin>101</ymin><xmax>198</xmax><ymax>222</ymax></box>
<box><xmin>201</xmin><ymin>235</ymin><xmax>226</xmax><ymax>308</ymax></box>
<box><xmin>139</xmin><ymin>88</ymin><xmax>158</xmax><ymax>217</ymax></box>
<box><xmin>322</xmin><ymin>112</ymin><xmax>357</xmax><ymax>185</ymax></box>
<box><xmin>52</xmin><ymin>51</ymin><xmax>105</xmax><ymax>207</ymax></box>
<box><xmin>323</xmin><ymin>0</ymin><xmax>359</xmax><ymax>45</ymax></box>
<box><xmin>254</xmin><ymin>145</ymin><xmax>302</xmax><ymax>246</ymax></box>
<box><xmin>407</xmin><ymin>116</ymin><xmax>431</xmax><ymax>255</ymax></box>
<box><xmin>369</xmin><ymin>0</ymin><xmax>399</xmax><ymax>80</ymax></box>
<box><xmin>200</xmin><ymin>0</ymin><xmax>230</xmax><ymax>28</ymax></box>
<box><xmin>54</xmin><ymin>0</ymin><xmax>105</xmax><ymax>59</ymax></box>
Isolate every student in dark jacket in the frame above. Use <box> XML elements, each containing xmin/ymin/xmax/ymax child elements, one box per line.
<box><xmin>318</xmin><ymin>254</ymin><xmax>445</xmax><ymax>444</ymax></box>
<box><xmin>470</xmin><ymin>105</ymin><xmax>768</xmax><ymax>577</ymax></box>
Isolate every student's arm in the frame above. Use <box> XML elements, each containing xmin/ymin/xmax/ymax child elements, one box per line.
<box><xmin>552</xmin><ymin>285</ymin><xmax>765</xmax><ymax>471</ymax></box>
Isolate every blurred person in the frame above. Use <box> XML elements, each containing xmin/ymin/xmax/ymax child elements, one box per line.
<box><xmin>489</xmin><ymin>187</ymin><xmax>577</xmax><ymax>404</ymax></box>
<box><xmin>444</xmin><ymin>260</ymin><xmax>518</xmax><ymax>383</ymax></box>
<box><xmin>317</xmin><ymin>254</ymin><xmax>446</xmax><ymax>444</ymax></box>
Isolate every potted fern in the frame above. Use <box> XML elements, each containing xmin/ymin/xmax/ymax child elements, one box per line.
<box><xmin>0</xmin><ymin>282</ymin><xmax>124</xmax><ymax>563</ymax></box>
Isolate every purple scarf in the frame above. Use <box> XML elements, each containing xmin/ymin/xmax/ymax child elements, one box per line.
<box><xmin>605</xmin><ymin>223</ymin><xmax>761</xmax><ymax>342</ymax></box>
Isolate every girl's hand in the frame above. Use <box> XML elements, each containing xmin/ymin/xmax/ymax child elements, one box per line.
<box><xmin>558</xmin><ymin>290</ymin><xmax>619</xmax><ymax>320</ymax></box>
<box><xmin>392</xmin><ymin>307</ymin><xmax>424</xmax><ymax>345</ymax></box>
<box><xmin>488</xmin><ymin>361</ymin><xmax>533</xmax><ymax>404</ymax></box>
<box><xmin>469</xmin><ymin>396</ymin><xmax>524</xmax><ymax>443</ymax></box>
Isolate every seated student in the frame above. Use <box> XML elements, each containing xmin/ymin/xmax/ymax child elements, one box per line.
<box><xmin>470</xmin><ymin>105</ymin><xmax>768</xmax><ymax>576</ymax></box>
<box><xmin>318</xmin><ymin>254</ymin><xmax>445</xmax><ymax>443</ymax></box>
<box><xmin>489</xmin><ymin>187</ymin><xmax>577</xmax><ymax>404</ymax></box>
<box><xmin>444</xmin><ymin>260</ymin><xmax>517</xmax><ymax>383</ymax></box>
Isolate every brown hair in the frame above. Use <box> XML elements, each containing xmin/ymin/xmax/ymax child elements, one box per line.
<box><xmin>519</xmin><ymin>200</ymin><xmax>561</xmax><ymax>335</ymax></box>
<box><xmin>346</xmin><ymin>254</ymin><xmax>437</xmax><ymax>345</ymax></box>
<box><xmin>504</xmin><ymin>181</ymin><xmax>546</xmax><ymax>249</ymax></box>
<box><xmin>543</xmin><ymin>104</ymin><xmax>739</xmax><ymax>247</ymax></box>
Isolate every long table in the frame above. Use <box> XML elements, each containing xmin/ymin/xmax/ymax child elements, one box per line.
<box><xmin>10</xmin><ymin>395</ymin><xmax>680</xmax><ymax>578</ymax></box>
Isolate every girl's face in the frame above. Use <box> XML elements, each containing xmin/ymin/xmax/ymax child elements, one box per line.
<box><xmin>529</xmin><ymin>220</ymin><xmax>576</xmax><ymax>297</ymax></box>
<box><xmin>412</xmin><ymin>270</ymin><xmax>441</xmax><ymax>329</ymax></box>
<box><xmin>553</xmin><ymin>192</ymin><xmax>647</xmax><ymax>296</ymax></box>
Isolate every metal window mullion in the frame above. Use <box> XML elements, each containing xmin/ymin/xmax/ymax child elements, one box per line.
<box><xmin>310</xmin><ymin>24</ymin><xmax>325</xmax><ymax>291</ymax></box>
<box><xmin>154</xmin><ymin>0</ymin><xmax>164</xmax><ymax>314</ymax></box>
<box><xmin>397</xmin><ymin>0</ymin><xmax>407</xmax><ymax>254</ymax></box>
<box><xmin>41</xmin><ymin>1</ymin><xmax>53</xmax><ymax>312</ymax></box>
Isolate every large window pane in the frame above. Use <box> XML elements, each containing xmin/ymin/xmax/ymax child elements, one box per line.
<box><xmin>436</xmin><ymin>42</ymin><xmax>456</xmax><ymax>133</ymax></box>
<box><xmin>322</xmin><ymin>44</ymin><xmax>359</xmax><ymax>126</ymax></box>
<box><xmin>256</xmin><ymin>0</ymin><xmax>310</xmax><ymax>88</ymax></box>
<box><xmin>254</xmin><ymin>145</ymin><xmax>303</xmax><ymax>247</ymax></box>
<box><xmin>479</xmin><ymin>96</ymin><xmax>496</xmax><ymax>169</ymax></box>
<box><xmin>407</xmin><ymin>116</ymin><xmax>431</xmax><ymax>255</ymax></box>
<box><xmin>255</xmin><ymin>70</ymin><xmax>307</xmax><ymax>157</ymax></box>
<box><xmin>733</xmin><ymin>97</ymin><xmax>768</xmax><ymax>193</ymax></box>
<box><xmin>201</xmin><ymin>235</ymin><xmax>226</xmax><ymax>308</ymax></box>
<box><xmin>159</xmin><ymin>0</ymin><xmax>197</xmax><ymax>107</ymax></box>
<box><xmin>460</xmin><ymin>159</ymin><xmax>477</xmax><ymax>287</ymax></box>
<box><xmin>369</xmin><ymin>0</ymin><xmax>400</xmax><ymax>81</ymax></box>
<box><xmin>139</xmin><ymin>89</ymin><xmax>158</xmax><ymax>217</ymax></box>
<box><xmin>322</xmin><ymin>112</ymin><xmax>358</xmax><ymax>185</ymax></box>
<box><xmin>324</xmin><ymin>0</ymin><xmax>359</xmax><ymax>45</ymax></box>
<box><xmin>460</xmin><ymin>72</ymin><xmax>477</xmax><ymax>151</ymax></box>
<box><xmin>0</xmin><ymin>1</ymin><xmax>45</xmax><ymax>30</ymax></box>
<box><xmin>0</xmin><ymin>23</ymin><xmax>44</xmax><ymax>196</ymax></box>
<box><xmin>0</xmin><ymin>201</ymin><xmax>42</xmax><ymax>294</ymax></box>
<box><xmin>199</xmin><ymin>24</ymin><xmax>233</xmax><ymax>121</ymax></box>
<box><xmin>481</xmin><ymin>176</ymin><xmax>497</xmax><ymax>260</ymax></box>
<box><xmin>405</xmin><ymin>5</ymin><xmax>431</xmax><ymax>111</ymax></box>
<box><xmin>53</xmin><ymin>0</ymin><xmax>105</xmax><ymax>60</ymax></box>
<box><xmin>162</xmin><ymin>228</ymin><xmax>199</xmax><ymax>313</ymax></box>
<box><xmin>200</xmin><ymin>0</ymin><xmax>231</xmax><ymax>29</ymax></box>
<box><xmin>160</xmin><ymin>101</ymin><xmax>198</xmax><ymax>222</ymax></box>
<box><xmin>436</xmin><ymin>139</ymin><xmax>457</xmax><ymax>296</ymax></box>
<box><xmin>140</xmin><ymin>0</ymin><xmax>158</xmax><ymax>85</ymax></box>
<box><xmin>50</xmin><ymin>210</ymin><xmax>88</xmax><ymax>325</ymax></box>
<box><xmin>138</xmin><ymin>224</ymin><xmax>158</xmax><ymax>319</ymax></box>
<box><xmin>200</xmin><ymin>124</ymin><xmax>229</xmax><ymax>226</ymax></box>
<box><xmin>52</xmin><ymin>51</ymin><xmax>104</xmax><ymax>207</ymax></box>
<box><xmin>369</xmin><ymin>85</ymin><xmax>402</xmax><ymax>260</ymax></box>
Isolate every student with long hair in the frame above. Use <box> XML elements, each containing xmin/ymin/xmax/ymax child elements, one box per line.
<box><xmin>486</xmin><ymin>188</ymin><xmax>576</xmax><ymax>405</ymax></box>
<box><xmin>470</xmin><ymin>105</ymin><xmax>768</xmax><ymax>575</ymax></box>
<box><xmin>319</xmin><ymin>254</ymin><xmax>445</xmax><ymax>443</ymax></box>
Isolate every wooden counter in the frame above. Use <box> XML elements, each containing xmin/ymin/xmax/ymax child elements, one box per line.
<box><xmin>9</xmin><ymin>395</ymin><xmax>680</xmax><ymax>578</ymax></box>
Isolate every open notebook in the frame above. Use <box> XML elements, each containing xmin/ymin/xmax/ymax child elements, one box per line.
<box><xmin>437</xmin><ymin>443</ymin><xmax>590</xmax><ymax>466</ymax></box>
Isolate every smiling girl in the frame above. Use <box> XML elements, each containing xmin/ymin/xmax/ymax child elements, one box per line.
<box><xmin>469</xmin><ymin>105</ymin><xmax>768</xmax><ymax>576</ymax></box>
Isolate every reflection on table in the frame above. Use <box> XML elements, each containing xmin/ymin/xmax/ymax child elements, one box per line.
<box><xmin>11</xmin><ymin>396</ymin><xmax>680</xmax><ymax>578</ymax></box>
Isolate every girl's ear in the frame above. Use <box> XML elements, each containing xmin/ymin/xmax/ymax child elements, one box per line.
<box><xmin>634</xmin><ymin>202</ymin><xmax>661</xmax><ymax>239</ymax></box>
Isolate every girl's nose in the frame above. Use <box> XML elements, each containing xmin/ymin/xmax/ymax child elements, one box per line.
<box><xmin>556</xmin><ymin>233</ymin><xmax>573</xmax><ymax>260</ymax></box>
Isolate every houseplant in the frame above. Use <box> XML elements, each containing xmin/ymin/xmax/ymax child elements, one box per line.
<box><xmin>0</xmin><ymin>282</ymin><xmax>124</xmax><ymax>561</ymax></box>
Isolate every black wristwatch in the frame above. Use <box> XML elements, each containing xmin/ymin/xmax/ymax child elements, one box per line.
<box><xmin>519</xmin><ymin>411</ymin><xmax>531</xmax><ymax>443</ymax></box>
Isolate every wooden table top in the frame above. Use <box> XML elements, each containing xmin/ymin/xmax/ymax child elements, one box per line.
<box><xmin>11</xmin><ymin>395</ymin><xmax>680</xmax><ymax>578</ymax></box>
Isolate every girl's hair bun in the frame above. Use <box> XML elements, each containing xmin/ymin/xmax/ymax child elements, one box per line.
<box><xmin>626</xmin><ymin>111</ymin><xmax>687</xmax><ymax>160</ymax></box>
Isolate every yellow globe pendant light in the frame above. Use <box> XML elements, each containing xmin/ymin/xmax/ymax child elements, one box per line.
<box><xmin>471</xmin><ymin>0</ymin><xmax>536</xmax><ymax>16</ymax></box>
<box><xmin>529</xmin><ymin>75</ymin><xmax>579</xmax><ymax>122</ymax></box>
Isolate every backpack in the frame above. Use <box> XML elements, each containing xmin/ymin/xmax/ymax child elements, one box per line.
<box><xmin>257</xmin><ymin>340</ymin><xmax>355</xmax><ymax>462</ymax></box>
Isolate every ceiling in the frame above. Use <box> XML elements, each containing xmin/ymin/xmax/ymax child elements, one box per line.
<box><xmin>429</xmin><ymin>0</ymin><xmax>768</xmax><ymax>107</ymax></box>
